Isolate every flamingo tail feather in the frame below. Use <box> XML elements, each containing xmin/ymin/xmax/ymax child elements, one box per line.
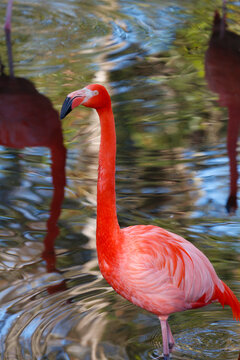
<box><xmin>217</xmin><ymin>281</ymin><xmax>240</xmax><ymax>321</ymax></box>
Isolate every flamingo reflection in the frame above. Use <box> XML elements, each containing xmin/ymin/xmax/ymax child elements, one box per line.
<box><xmin>205</xmin><ymin>10</ymin><xmax>240</xmax><ymax>214</ymax></box>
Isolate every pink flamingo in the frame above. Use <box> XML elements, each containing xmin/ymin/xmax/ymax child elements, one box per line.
<box><xmin>60</xmin><ymin>92</ymin><xmax>240</xmax><ymax>357</ymax></box>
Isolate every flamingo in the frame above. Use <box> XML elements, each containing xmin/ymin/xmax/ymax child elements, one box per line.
<box><xmin>205</xmin><ymin>10</ymin><xmax>240</xmax><ymax>213</ymax></box>
<box><xmin>60</xmin><ymin>84</ymin><xmax>240</xmax><ymax>359</ymax></box>
<box><xmin>1</xmin><ymin>0</ymin><xmax>67</xmax><ymax>295</ymax></box>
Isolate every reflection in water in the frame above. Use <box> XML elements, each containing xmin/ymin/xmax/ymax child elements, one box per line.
<box><xmin>205</xmin><ymin>10</ymin><xmax>240</xmax><ymax>214</ymax></box>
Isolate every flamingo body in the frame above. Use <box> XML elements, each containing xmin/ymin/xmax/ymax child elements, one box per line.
<box><xmin>98</xmin><ymin>224</ymin><xmax>239</xmax><ymax>319</ymax></box>
<box><xmin>0</xmin><ymin>76</ymin><xmax>61</xmax><ymax>148</ymax></box>
<box><xmin>61</xmin><ymin>84</ymin><xmax>240</xmax><ymax>358</ymax></box>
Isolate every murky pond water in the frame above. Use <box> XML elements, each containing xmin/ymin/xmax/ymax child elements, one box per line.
<box><xmin>0</xmin><ymin>0</ymin><xmax>240</xmax><ymax>359</ymax></box>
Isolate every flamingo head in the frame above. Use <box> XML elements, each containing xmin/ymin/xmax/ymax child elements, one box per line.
<box><xmin>60</xmin><ymin>84</ymin><xmax>111</xmax><ymax>119</ymax></box>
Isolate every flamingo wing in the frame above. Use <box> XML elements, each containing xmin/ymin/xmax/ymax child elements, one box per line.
<box><xmin>116</xmin><ymin>225</ymin><xmax>224</xmax><ymax>316</ymax></box>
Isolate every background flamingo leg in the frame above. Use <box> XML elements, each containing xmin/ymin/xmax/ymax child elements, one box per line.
<box><xmin>220</xmin><ymin>0</ymin><xmax>227</xmax><ymax>38</ymax></box>
<box><xmin>159</xmin><ymin>318</ymin><xmax>170</xmax><ymax>359</ymax></box>
<box><xmin>4</xmin><ymin>0</ymin><xmax>14</xmax><ymax>77</ymax></box>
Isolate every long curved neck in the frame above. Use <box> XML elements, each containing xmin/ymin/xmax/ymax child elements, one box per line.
<box><xmin>96</xmin><ymin>104</ymin><xmax>120</xmax><ymax>251</ymax></box>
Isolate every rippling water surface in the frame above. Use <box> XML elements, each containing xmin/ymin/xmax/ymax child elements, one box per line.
<box><xmin>0</xmin><ymin>0</ymin><xmax>240</xmax><ymax>359</ymax></box>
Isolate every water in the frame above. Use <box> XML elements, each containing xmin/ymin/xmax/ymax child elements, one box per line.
<box><xmin>0</xmin><ymin>0</ymin><xmax>240</xmax><ymax>359</ymax></box>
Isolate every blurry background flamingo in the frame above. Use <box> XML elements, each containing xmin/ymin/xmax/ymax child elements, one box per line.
<box><xmin>0</xmin><ymin>70</ymin><xmax>67</xmax><ymax>289</ymax></box>
<box><xmin>205</xmin><ymin>10</ymin><xmax>240</xmax><ymax>214</ymax></box>
<box><xmin>0</xmin><ymin>0</ymin><xmax>67</xmax><ymax>282</ymax></box>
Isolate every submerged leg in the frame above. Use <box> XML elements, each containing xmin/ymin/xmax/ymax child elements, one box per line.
<box><xmin>166</xmin><ymin>322</ymin><xmax>175</xmax><ymax>351</ymax></box>
<box><xmin>159</xmin><ymin>318</ymin><xmax>170</xmax><ymax>359</ymax></box>
<box><xmin>4</xmin><ymin>0</ymin><xmax>14</xmax><ymax>77</ymax></box>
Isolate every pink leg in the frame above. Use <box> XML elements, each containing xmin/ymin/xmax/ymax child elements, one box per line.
<box><xmin>160</xmin><ymin>318</ymin><xmax>170</xmax><ymax>359</ymax></box>
<box><xmin>4</xmin><ymin>0</ymin><xmax>14</xmax><ymax>77</ymax></box>
<box><xmin>167</xmin><ymin>322</ymin><xmax>175</xmax><ymax>351</ymax></box>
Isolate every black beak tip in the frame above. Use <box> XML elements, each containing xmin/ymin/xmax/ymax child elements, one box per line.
<box><xmin>60</xmin><ymin>96</ymin><xmax>73</xmax><ymax>119</ymax></box>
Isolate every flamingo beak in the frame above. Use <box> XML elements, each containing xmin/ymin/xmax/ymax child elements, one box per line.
<box><xmin>60</xmin><ymin>87</ymin><xmax>98</xmax><ymax>119</ymax></box>
<box><xmin>60</xmin><ymin>96</ymin><xmax>73</xmax><ymax>119</ymax></box>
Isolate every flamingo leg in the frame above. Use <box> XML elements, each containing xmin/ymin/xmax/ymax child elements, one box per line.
<box><xmin>220</xmin><ymin>0</ymin><xmax>226</xmax><ymax>38</ymax></box>
<box><xmin>167</xmin><ymin>322</ymin><xmax>175</xmax><ymax>351</ymax></box>
<box><xmin>159</xmin><ymin>318</ymin><xmax>170</xmax><ymax>359</ymax></box>
<box><xmin>4</xmin><ymin>0</ymin><xmax>14</xmax><ymax>77</ymax></box>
